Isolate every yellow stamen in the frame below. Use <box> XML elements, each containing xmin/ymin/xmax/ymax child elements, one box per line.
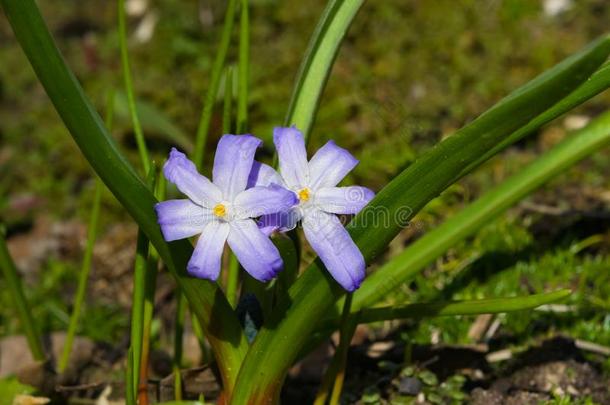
<box><xmin>213</xmin><ymin>203</ymin><xmax>227</xmax><ymax>218</ymax></box>
<box><xmin>298</xmin><ymin>188</ymin><xmax>310</xmax><ymax>202</ymax></box>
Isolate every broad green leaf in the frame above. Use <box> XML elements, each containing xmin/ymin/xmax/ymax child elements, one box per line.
<box><xmin>284</xmin><ymin>0</ymin><xmax>365</xmax><ymax>139</ymax></box>
<box><xmin>353</xmin><ymin>110</ymin><xmax>610</xmax><ymax>310</ymax></box>
<box><xmin>0</xmin><ymin>0</ymin><xmax>248</xmax><ymax>391</ymax></box>
<box><xmin>459</xmin><ymin>60</ymin><xmax>610</xmax><ymax>178</ymax></box>
<box><xmin>230</xmin><ymin>35</ymin><xmax>610</xmax><ymax>404</ymax></box>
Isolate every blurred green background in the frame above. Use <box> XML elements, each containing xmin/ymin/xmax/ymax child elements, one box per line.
<box><xmin>1</xmin><ymin>0</ymin><xmax>610</xmax><ymax>402</ymax></box>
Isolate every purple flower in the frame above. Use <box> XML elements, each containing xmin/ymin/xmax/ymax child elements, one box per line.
<box><xmin>155</xmin><ymin>135</ymin><xmax>297</xmax><ymax>282</ymax></box>
<box><xmin>250</xmin><ymin>127</ymin><xmax>374</xmax><ymax>291</ymax></box>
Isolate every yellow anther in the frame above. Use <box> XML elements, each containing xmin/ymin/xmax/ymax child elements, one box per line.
<box><xmin>213</xmin><ymin>203</ymin><xmax>227</xmax><ymax>218</ymax></box>
<box><xmin>298</xmin><ymin>188</ymin><xmax>311</xmax><ymax>202</ymax></box>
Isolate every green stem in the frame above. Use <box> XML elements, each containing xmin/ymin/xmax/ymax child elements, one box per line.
<box><xmin>237</xmin><ymin>0</ymin><xmax>249</xmax><ymax>133</ymax></box>
<box><xmin>173</xmin><ymin>291</ymin><xmax>187</xmax><ymax>400</ymax></box>
<box><xmin>126</xmin><ymin>347</ymin><xmax>136</xmax><ymax>405</ymax></box>
<box><xmin>0</xmin><ymin>227</ymin><xmax>45</xmax><ymax>361</ymax></box>
<box><xmin>118</xmin><ymin>0</ymin><xmax>150</xmax><ymax>173</ymax></box>
<box><xmin>314</xmin><ymin>294</ymin><xmax>354</xmax><ymax>405</ymax></box>
<box><xmin>223</xmin><ymin>66</ymin><xmax>234</xmax><ymax>135</ymax></box>
<box><xmin>329</xmin><ymin>294</ymin><xmax>354</xmax><ymax>405</ymax></box>
<box><xmin>138</xmin><ymin>169</ymin><xmax>165</xmax><ymax>404</ymax></box>
<box><xmin>139</xmin><ymin>251</ymin><xmax>158</xmax><ymax>404</ymax></box>
<box><xmin>130</xmin><ymin>167</ymin><xmax>156</xmax><ymax>400</ymax></box>
<box><xmin>221</xmin><ymin>65</ymin><xmax>241</xmax><ymax>307</ymax></box>
<box><xmin>130</xmin><ymin>230</ymin><xmax>149</xmax><ymax>398</ymax></box>
<box><xmin>194</xmin><ymin>0</ymin><xmax>239</xmax><ymax>169</ymax></box>
<box><xmin>59</xmin><ymin>179</ymin><xmax>103</xmax><ymax>372</ymax></box>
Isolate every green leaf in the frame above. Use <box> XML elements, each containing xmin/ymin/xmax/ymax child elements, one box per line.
<box><xmin>459</xmin><ymin>59</ymin><xmax>610</xmax><ymax>178</ymax></box>
<box><xmin>0</xmin><ymin>377</ymin><xmax>36</xmax><ymax>405</ymax></box>
<box><xmin>0</xmin><ymin>0</ymin><xmax>248</xmax><ymax>391</ymax></box>
<box><xmin>230</xmin><ymin>35</ymin><xmax>610</xmax><ymax>404</ymax></box>
<box><xmin>284</xmin><ymin>0</ymin><xmax>365</xmax><ymax>140</ymax></box>
<box><xmin>320</xmin><ymin>290</ymin><xmax>571</xmax><ymax>330</ymax></box>
<box><xmin>354</xmin><ymin>110</ymin><xmax>610</xmax><ymax>310</ymax></box>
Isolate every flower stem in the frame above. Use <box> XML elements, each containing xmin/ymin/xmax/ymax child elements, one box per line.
<box><xmin>137</xmin><ymin>170</ymin><xmax>164</xmax><ymax>404</ymax></box>
<box><xmin>118</xmin><ymin>0</ymin><xmax>150</xmax><ymax>173</ymax></box>
<box><xmin>173</xmin><ymin>291</ymin><xmax>187</xmax><ymax>400</ymax></box>
<box><xmin>193</xmin><ymin>0</ymin><xmax>239</xmax><ymax>169</ymax></box>
<box><xmin>129</xmin><ymin>166</ymin><xmax>157</xmax><ymax>402</ymax></box>
<box><xmin>329</xmin><ymin>306</ymin><xmax>356</xmax><ymax>404</ymax></box>
<box><xmin>125</xmin><ymin>347</ymin><xmax>136</xmax><ymax>405</ymax></box>
<box><xmin>138</xmin><ymin>252</ymin><xmax>159</xmax><ymax>404</ymax></box>
<box><xmin>58</xmin><ymin>178</ymin><xmax>103</xmax><ymax>373</ymax></box>
<box><xmin>223</xmin><ymin>66</ymin><xmax>234</xmax><ymax>135</ymax></box>
<box><xmin>314</xmin><ymin>293</ymin><xmax>355</xmax><ymax>405</ymax></box>
<box><xmin>221</xmin><ymin>65</ymin><xmax>241</xmax><ymax>307</ymax></box>
<box><xmin>131</xmin><ymin>222</ymin><xmax>151</xmax><ymax>399</ymax></box>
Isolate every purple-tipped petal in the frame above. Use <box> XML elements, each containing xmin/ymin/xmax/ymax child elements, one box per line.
<box><xmin>233</xmin><ymin>184</ymin><xmax>297</xmax><ymax>218</ymax></box>
<box><xmin>213</xmin><ymin>135</ymin><xmax>262</xmax><ymax>200</ymax></box>
<box><xmin>302</xmin><ymin>210</ymin><xmax>365</xmax><ymax>291</ymax></box>
<box><xmin>308</xmin><ymin>140</ymin><xmax>358</xmax><ymax>189</ymax></box>
<box><xmin>273</xmin><ymin>126</ymin><xmax>309</xmax><ymax>189</ymax></box>
<box><xmin>314</xmin><ymin>186</ymin><xmax>375</xmax><ymax>215</ymax></box>
<box><xmin>247</xmin><ymin>161</ymin><xmax>284</xmax><ymax>188</ymax></box>
<box><xmin>155</xmin><ymin>199</ymin><xmax>214</xmax><ymax>241</ymax></box>
<box><xmin>258</xmin><ymin>208</ymin><xmax>301</xmax><ymax>236</ymax></box>
<box><xmin>227</xmin><ymin>219</ymin><xmax>283</xmax><ymax>282</ymax></box>
<box><xmin>163</xmin><ymin>148</ymin><xmax>222</xmax><ymax>207</ymax></box>
<box><xmin>187</xmin><ymin>220</ymin><xmax>230</xmax><ymax>280</ymax></box>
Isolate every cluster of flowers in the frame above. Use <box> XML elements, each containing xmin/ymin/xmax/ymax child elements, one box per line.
<box><xmin>155</xmin><ymin>127</ymin><xmax>374</xmax><ymax>291</ymax></box>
